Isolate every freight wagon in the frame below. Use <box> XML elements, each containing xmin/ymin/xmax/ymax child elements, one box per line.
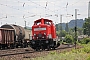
<box><xmin>0</xmin><ymin>24</ymin><xmax>32</xmax><ymax>49</ymax></box>
<box><xmin>0</xmin><ymin>28</ymin><xmax>15</xmax><ymax>49</ymax></box>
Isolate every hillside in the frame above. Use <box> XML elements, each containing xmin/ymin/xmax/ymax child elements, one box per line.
<box><xmin>57</xmin><ymin>19</ymin><xmax>85</xmax><ymax>30</ymax></box>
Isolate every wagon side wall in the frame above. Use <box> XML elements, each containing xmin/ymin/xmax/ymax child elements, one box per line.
<box><xmin>0</xmin><ymin>28</ymin><xmax>15</xmax><ymax>45</ymax></box>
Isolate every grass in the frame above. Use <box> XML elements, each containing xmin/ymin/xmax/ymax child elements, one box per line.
<box><xmin>25</xmin><ymin>43</ymin><xmax>90</xmax><ymax>60</ymax></box>
<box><xmin>29</xmin><ymin>52</ymin><xmax>88</xmax><ymax>60</ymax></box>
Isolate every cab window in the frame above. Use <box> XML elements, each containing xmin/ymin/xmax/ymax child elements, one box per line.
<box><xmin>44</xmin><ymin>21</ymin><xmax>51</xmax><ymax>25</ymax></box>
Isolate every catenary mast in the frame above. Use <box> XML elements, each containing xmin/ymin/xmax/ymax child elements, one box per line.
<box><xmin>88</xmin><ymin>1</ymin><xmax>90</xmax><ymax>18</ymax></box>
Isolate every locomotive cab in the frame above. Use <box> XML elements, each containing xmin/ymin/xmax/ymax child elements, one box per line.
<box><xmin>30</xmin><ymin>18</ymin><xmax>60</xmax><ymax>50</ymax></box>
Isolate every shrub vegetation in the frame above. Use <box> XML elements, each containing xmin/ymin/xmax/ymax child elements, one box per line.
<box><xmin>79</xmin><ymin>37</ymin><xmax>90</xmax><ymax>44</ymax></box>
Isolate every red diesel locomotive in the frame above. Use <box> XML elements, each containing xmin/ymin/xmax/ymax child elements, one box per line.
<box><xmin>30</xmin><ymin>18</ymin><xmax>60</xmax><ymax>50</ymax></box>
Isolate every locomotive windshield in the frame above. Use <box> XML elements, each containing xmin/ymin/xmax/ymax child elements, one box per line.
<box><xmin>44</xmin><ymin>21</ymin><xmax>51</xmax><ymax>25</ymax></box>
<box><xmin>34</xmin><ymin>22</ymin><xmax>41</xmax><ymax>25</ymax></box>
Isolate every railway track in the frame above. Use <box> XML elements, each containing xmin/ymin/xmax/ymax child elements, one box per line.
<box><xmin>0</xmin><ymin>44</ymin><xmax>75</xmax><ymax>57</ymax></box>
<box><xmin>0</xmin><ymin>47</ymin><xmax>35</xmax><ymax>57</ymax></box>
<box><xmin>0</xmin><ymin>51</ymin><xmax>35</xmax><ymax>57</ymax></box>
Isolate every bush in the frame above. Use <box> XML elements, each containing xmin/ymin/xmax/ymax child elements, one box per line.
<box><xmin>82</xmin><ymin>44</ymin><xmax>90</xmax><ymax>53</ymax></box>
<box><xmin>65</xmin><ymin>35</ymin><xmax>74</xmax><ymax>44</ymax></box>
<box><xmin>80</xmin><ymin>38</ymin><xmax>90</xmax><ymax>44</ymax></box>
<box><xmin>83</xmin><ymin>47</ymin><xmax>90</xmax><ymax>53</ymax></box>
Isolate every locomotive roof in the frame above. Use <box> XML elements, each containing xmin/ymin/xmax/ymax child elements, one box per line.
<box><xmin>34</xmin><ymin>18</ymin><xmax>53</xmax><ymax>23</ymax></box>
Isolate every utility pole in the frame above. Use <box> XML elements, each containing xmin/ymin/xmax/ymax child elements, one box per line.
<box><xmin>25</xmin><ymin>21</ymin><xmax>26</xmax><ymax>29</ymax></box>
<box><xmin>75</xmin><ymin>9</ymin><xmax>77</xmax><ymax>49</ymax></box>
<box><xmin>60</xmin><ymin>15</ymin><xmax>62</xmax><ymax>41</ymax></box>
<box><xmin>15</xmin><ymin>22</ymin><xmax>16</xmax><ymax>24</ymax></box>
<box><xmin>88</xmin><ymin>1</ymin><xmax>90</xmax><ymax>18</ymax></box>
<box><xmin>60</xmin><ymin>15</ymin><xmax>62</xmax><ymax>32</ymax></box>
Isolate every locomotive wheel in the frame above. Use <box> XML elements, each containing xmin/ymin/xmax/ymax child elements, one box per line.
<box><xmin>41</xmin><ymin>46</ymin><xmax>45</xmax><ymax>50</ymax></box>
<box><xmin>35</xmin><ymin>48</ymin><xmax>39</xmax><ymax>51</ymax></box>
<box><xmin>56</xmin><ymin>43</ymin><xmax>60</xmax><ymax>48</ymax></box>
<box><xmin>52</xmin><ymin>47</ymin><xmax>56</xmax><ymax>50</ymax></box>
<box><xmin>47</xmin><ymin>45</ymin><xmax>51</xmax><ymax>51</ymax></box>
<box><xmin>35</xmin><ymin>47</ymin><xmax>40</xmax><ymax>51</ymax></box>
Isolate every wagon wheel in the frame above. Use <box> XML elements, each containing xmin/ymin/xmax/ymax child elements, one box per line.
<box><xmin>15</xmin><ymin>44</ymin><xmax>18</xmax><ymax>48</ymax></box>
<box><xmin>23</xmin><ymin>41</ymin><xmax>28</xmax><ymax>48</ymax></box>
<box><xmin>10</xmin><ymin>44</ymin><xmax>14</xmax><ymax>49</ymax></box>
<box><xmin>1</xmin><ymin>45</ymin><xmax>5</xmax><ymax>50</ymax></box>
<box><xmin>0</xmin><ymin>45</ymin><xmax>1</xmax><ymax>49</ymax></box>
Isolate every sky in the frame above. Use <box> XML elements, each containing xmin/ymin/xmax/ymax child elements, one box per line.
<box><xmin>0</xmin><ymin>0</ymin><xmax>90</xmax><ymax>27</ymax></box>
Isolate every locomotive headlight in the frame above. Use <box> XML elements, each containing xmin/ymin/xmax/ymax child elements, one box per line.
<box><xmin>44</xmin><ymin>33</ymin><xmax>46</xmax><ymax>35</ymax></box>
<box><xmin>37</xmin><ymin>37</ymin><xmax>38</xmax><ymax>39</ymax></box>
<box><xmin>34</xmin><ymin>34</ymin><xmax>36</xmax><ymax>36</ymax></box>
<box><xmin>42</xmin><ymin>36</ymin><xmax>44</xmax><ymax>38</ymax></box>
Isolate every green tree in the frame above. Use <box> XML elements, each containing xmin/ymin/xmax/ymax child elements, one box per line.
<box><xmin>83</xmin><ymin>18</ymin><xmax>90</xmax><ymax>36</ymax></box>
<box><xmin>65</xmin><ymin>34</ymin><xmax>74</xmax><ymax>43</ymax></box>
<box><xmin>77</xmin><ymin>28</ymin><xmax>83</xmax><ymax>35</ymax></box>
<box><xmin>69</xmin><ymin>28</ymin><xmax>75</xmax><ymax>37</ymax></box>
<box><xmin>59</xmin><ymin>30</ymin><xmax>67</xmax><ymax>37</ymax></box>
<box><xmin>55</xmin><ymin>24</ymin><xmax>59</xmax><ymax>31</ymax></box>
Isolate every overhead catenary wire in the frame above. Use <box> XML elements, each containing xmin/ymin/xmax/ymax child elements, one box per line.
<box><xmin>0</xmin><ymin>0</ymin><xmax>53</xmax><ymax>19</ymax></box>
<box><xmin>0</xmin><ymin>1</ymin><xmax>37</xmax><ymax>19</ymax></box>
<box><xmin>0</xmin><ymin>0</ymin><xmax>74</xmax><ymax>19</ymax></box>
<box><xmin>48</xmin><ymin>0</ymin><xmax>86</xmax><ymax>16</ymax></box>
<box><xmin>28</xmin><ymin>0</ymin><xmax>59</xmax><ymax>14</ymax></box>
<box><xmin>0</xmin><ymin>0</ymin><xmax>88</xmax><ymax>16</ymax></box>
<box><xmin>0</xmin><ymin>0</ymin><xmax>88</xmax><ymax>23</ymax></box>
